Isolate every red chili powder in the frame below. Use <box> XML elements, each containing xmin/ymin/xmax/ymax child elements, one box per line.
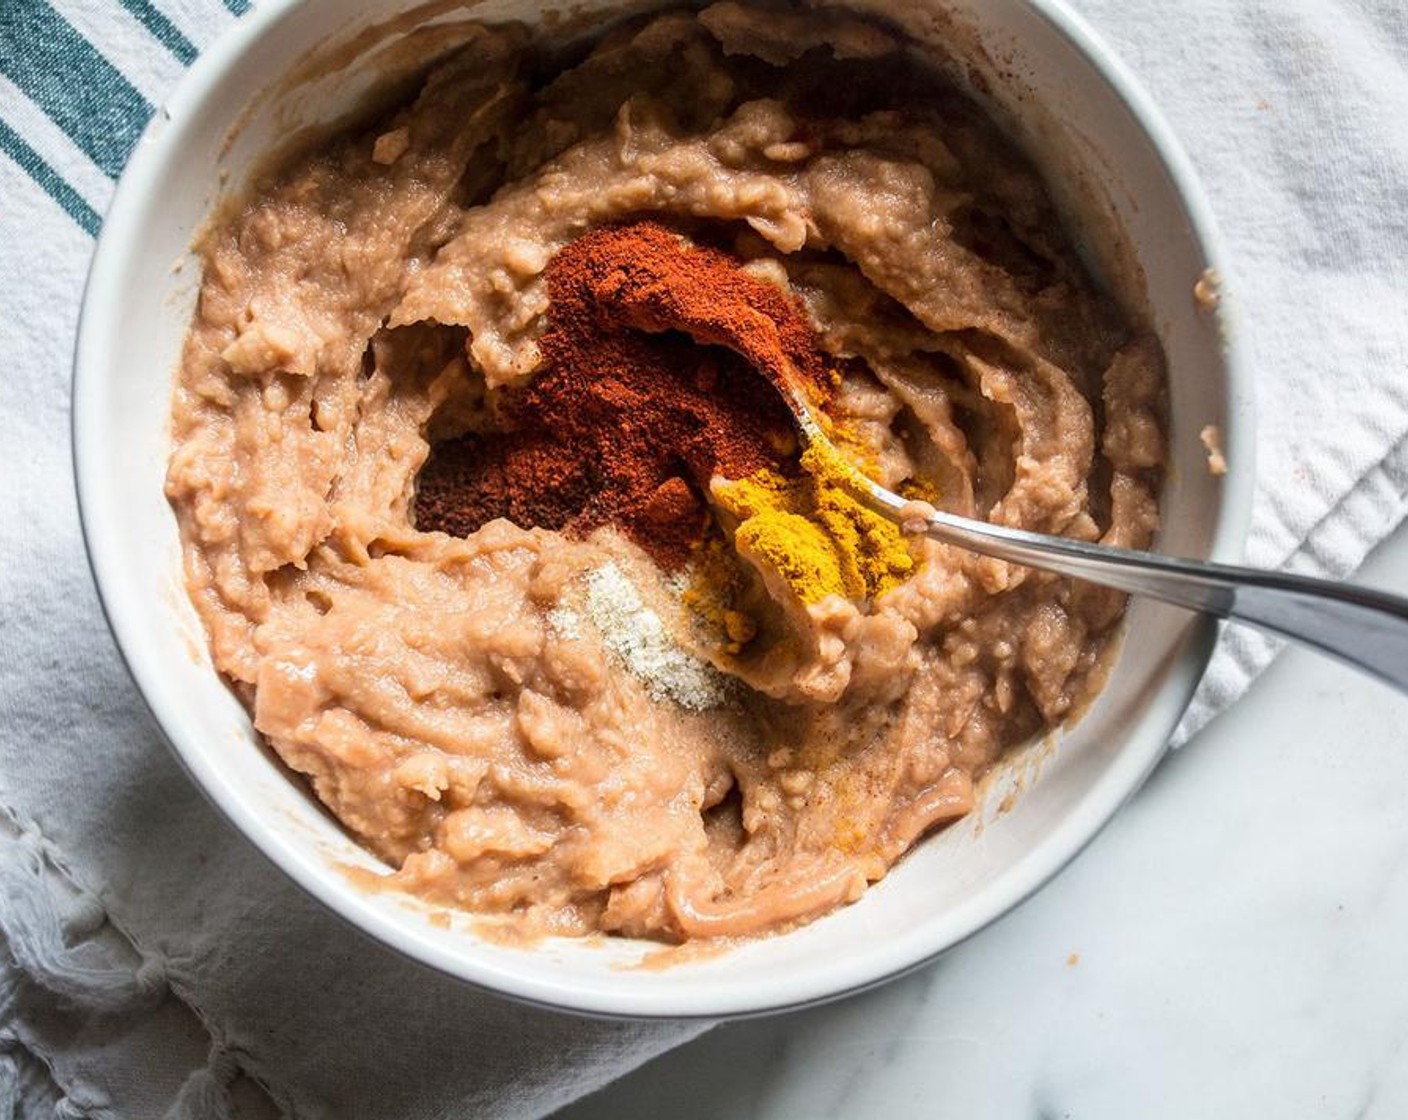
<box><xmin>414</xmin><ymin>221</ymin><xmax>836</xmax><ymax>566</ymax></box>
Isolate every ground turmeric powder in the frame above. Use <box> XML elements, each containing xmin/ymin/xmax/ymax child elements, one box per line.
<box><xmin>714</xmin><ymin>442</ymin><xmax>915</xmax><ymax>605</ymax></box>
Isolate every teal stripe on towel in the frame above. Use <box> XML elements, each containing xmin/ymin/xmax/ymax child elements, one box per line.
<box><xmin>0</xmin><ymin>118</ymin><xmax>100</xmax><ymax>235</ymax></box>
<box><xmin>118</xmin><ymin>0</ymin><xmax>198</xmax><ymax>65</ymax></box>
<box><xmin>0</xmin><ymin>1</ymin><xmax>153</xmax><ymax>179</ymax></box>
<box><xmin>224</xmin><ymin>0</ymin><xmax>251</xmax><ymax>14</ymax></box>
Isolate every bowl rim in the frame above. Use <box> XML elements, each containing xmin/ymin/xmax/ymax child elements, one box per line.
<box><xmin>72</xmin><ymin>0</ymin><xmax>1255</xmax><ymax>1019</ymax></box>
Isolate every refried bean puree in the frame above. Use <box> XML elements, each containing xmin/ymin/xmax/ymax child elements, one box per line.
<box><xmin>167</xmin><ymin>2</ymin><xmax>1166</xmax><ymax>941</ymax></box>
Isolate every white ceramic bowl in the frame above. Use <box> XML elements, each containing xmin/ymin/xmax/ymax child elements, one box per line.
<box><xmin>74</xmin><ymin>0</ymin><xmax>1253</xmax><ymax>1018</ymax></box>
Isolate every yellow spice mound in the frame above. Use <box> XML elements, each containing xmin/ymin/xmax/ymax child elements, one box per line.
<box><xmin>714</xmin><ymin>445</ymin><xmax>915</xmax><ymax>604</ymax></box>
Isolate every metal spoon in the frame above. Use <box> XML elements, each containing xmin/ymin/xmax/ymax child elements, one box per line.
<box><xmin>774</xmin><ymin>378</ymin><xmax>1408</xmax><ymax>696</ymax></box>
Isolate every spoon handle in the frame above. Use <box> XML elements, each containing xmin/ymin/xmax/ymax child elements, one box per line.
<box><xmin>906</xmin><ymin>506</ymin><xmax>1408</xmax><ymax>696</ymax></box>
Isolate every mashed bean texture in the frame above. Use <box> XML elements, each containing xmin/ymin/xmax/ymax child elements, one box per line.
<box><xmin>167</xmin><ymin>3</ymin><xmax>1165</xmax><ymax>940</ymax></box>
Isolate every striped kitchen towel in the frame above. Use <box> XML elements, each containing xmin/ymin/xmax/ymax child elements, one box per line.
<box><xmin>1</xmin><ymin>0</ymin><xmax>1406</xmax><ymax>1117</ymax></box>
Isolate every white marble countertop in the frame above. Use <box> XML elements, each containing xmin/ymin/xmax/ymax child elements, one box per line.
<box><xmin>557</xmin><ymin>519</ymin><xmax>1408</xmax><ymax>1120</ymax></box>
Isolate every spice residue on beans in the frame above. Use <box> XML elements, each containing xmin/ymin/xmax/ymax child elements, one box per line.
<box><xmin>414</xmin><ymin>219</ymin><xmax>913</xmax><ymax>607</ymax></box>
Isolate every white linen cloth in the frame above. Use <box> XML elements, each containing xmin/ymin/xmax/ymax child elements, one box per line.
<box><xmin>0</xmin><ymin>0</ymin><xmax>1404</xmax><ymax>1116</ymax></box>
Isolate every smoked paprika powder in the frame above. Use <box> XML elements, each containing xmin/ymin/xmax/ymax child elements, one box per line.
<box><xmin>414</xmin><ymin>220</ymin><xmax>835</xmax><ymax>566</ymax></box>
